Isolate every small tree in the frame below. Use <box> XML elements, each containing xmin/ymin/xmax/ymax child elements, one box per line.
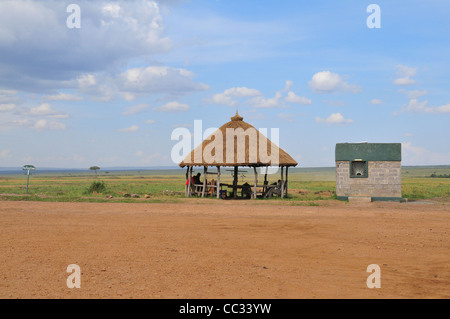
<box><xmin>89</xmin><ymin>166</ymin><xmax>100</xmax><ymax>175</ymax></box>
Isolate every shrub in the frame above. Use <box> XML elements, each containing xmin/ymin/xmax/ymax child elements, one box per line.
<box><xmin>85</xmin><ymin>181</ymin><xmax>107</xmax><ymax>194</ymax></box>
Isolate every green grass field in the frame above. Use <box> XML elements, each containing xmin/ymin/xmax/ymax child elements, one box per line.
<box><xmin>0</xmin><ymin>166</ymin><xmax>449</xmax><ymax>203</ymax></box>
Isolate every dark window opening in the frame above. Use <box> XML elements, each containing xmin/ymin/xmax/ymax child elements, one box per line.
<box><xmin>351</xmin><ymin>161</ymin><xmax>368</xmax><ymax>178</ymax></box>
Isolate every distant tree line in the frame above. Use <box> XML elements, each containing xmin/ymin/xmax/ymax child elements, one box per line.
<box><xmin>429</xmin><ymin>173</ymin><xmax>450</xmax><ymax>178</ymax></box>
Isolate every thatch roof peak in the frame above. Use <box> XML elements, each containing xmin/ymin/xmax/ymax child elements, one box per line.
<box><xmin>179</xmin><ymin>113</ymin><xmax>298</xmax><ymax>168</ymax></box>
<box><xmin>231</xmin><ymin>111</ymin><xmax>243</xmax><ymax>121</ymax></box>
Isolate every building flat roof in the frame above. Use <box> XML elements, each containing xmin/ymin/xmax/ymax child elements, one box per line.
<box><xmin>335</xmin><ymin>143</ymin><xmax>401</xmax><ymax>161</ymax></box>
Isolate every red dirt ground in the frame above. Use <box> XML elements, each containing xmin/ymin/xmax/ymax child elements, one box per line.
<box><xmin>0</xmin><ymin>200</ymin><xmax>449</xmax><ymax>298</ymax></box>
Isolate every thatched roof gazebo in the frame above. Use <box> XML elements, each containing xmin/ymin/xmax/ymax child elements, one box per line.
<box><xmin>179</xmin><ymin>112</ymin><xmax>298</xmax><ymax>199</ymax></box>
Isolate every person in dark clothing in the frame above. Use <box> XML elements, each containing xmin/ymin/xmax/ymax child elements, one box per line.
<box><xmin>193</xmin><ymin>173</ymin><xmax>201</xmax><ymax>185</ymax></box>
<box><xmin>193</xmin><ymin>173</ymin><xmax>202</xmax><ymax>192</ymax></box>
<box><xmin>241</xmin><ymin>182</ymin><xmax>252</xmax><ymax>199</ymax></box>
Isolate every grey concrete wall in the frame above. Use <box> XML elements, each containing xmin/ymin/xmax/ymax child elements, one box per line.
<box><xmin>336</xmin><ymin>161</ymin><xmax>401</xmax><ymax>198</ymax></box>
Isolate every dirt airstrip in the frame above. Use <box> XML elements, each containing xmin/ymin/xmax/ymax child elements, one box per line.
<box><xmin>0</xmin><ymin>200</ymin><xmax>449</xmax><ymax>299</ymax></box>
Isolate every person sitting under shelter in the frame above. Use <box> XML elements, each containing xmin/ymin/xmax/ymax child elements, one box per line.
<box><xmin>207</xmin><ymin>179</ymin><xmax>216</xmax><ymax>196</ymax></box>
<box><xmin>241</xmin><ymin>182</ymin><xmax>252</xmax><ymax>199</ymax></box>
<box><xmin>263</xmin><ymin>180</ymin><xmax>282</xmax><ymax>198</ymax></box>
<box><xmin>185</xmin><ymin>173</ymin><xmax>202</xmax><ymax>194</ymax></box>
<box><xmin>193</xmin><ymin>173</ymin><xmax>201</xmax><ymax>185</ymax></box>
<box><xmin>193</xmin><ymin>173</ymin><xmax>202</xmax><ymax>192</ymax></box>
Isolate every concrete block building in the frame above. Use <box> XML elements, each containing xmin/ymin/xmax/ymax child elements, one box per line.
<box><xmin>335</xmin><ymin>143</ymin><xmax>402</xmax><ymax>202</ymax></box>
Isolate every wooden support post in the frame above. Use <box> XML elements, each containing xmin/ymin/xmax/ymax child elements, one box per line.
<box><xmin>264</xmin><ymin>166</ymin><xmax>268</xmax><ymax>193</ymax></box>
<box><xmin>187</xmin><ymin>166</ymin><xmax>193</xmax><ymax>197</ymax></box>
<box><xmin>280</xmin><ymin>166</ymin><xmax>284</xmax><ymax>198</ymax></box>
<box><xmin>233</xmin><ymin>166</ymin><xmax>238</xmax><ymax>198</ymax></box>
<box><xmin>253</xmin><ymin>166</ymin><xmax>257</xmax><ymax>199</ymax></box>
<box><xmin>201</xmin><ymin>166</ymin><xmax>207</xmax><ymax>198</ymax></box>
<box><xmin>285</xmin><ymin>166</ymin><xmax>289</xmax><ymax>197</ymax></box>
<box><xmin>185</xmin><ymin>166</ymin><xmax>189</xmax><ymax>197</ymax></box>
<box><xmin>216</xmin><ymin>166</ymin><xmax>221</xmax><ymax>199</ymax></box>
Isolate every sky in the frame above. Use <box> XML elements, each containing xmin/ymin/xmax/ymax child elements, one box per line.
<box><xmin>0</xmin><ymin>0</ymin><xmax>449</xmax><ymax>168</ymax></box>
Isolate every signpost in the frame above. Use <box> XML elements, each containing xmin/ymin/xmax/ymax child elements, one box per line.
<box><xmin>22</xmin><ymin>165</ymin><xmax>36</xmax><ymax>194</ymax></box>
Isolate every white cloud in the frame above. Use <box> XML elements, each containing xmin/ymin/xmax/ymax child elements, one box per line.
<box><xmin>117</xmin><ymin>125</ymin><xmax>139</xmax><ymax>133</ymax></box>
<box><xmin>29</xmin><ymin>103</ymin><xmax>55</xmax><ymax>115</ymax></box>
<box><xmin>309</xmin><ymin>71</ymin><xmax>361</xmax><ymax>94</ymax></box>
<box><xmin>210</xmin><ymin>95</ymin><xmax>234</xmax><ymax>106</ymax></box>
<box><xmin>0</xmin><ymin>0</ymin><xmax>173</xmax><ymax>92</ymax></box>
<box><xmin>47</xmin><ymin>114</ymin><xmax>69</xmax><ymax>119</ymax></box>
<box><xmin>42</xmin><ymin>93</ymin><xmax>83</xmax><ymax>101</ymax></box>
<box><xmin>250</xmin><ymin>91</ymin><xmax>283</xmax><ymax>108</ymax></box>
<box><xmin>77</xmin><ymin>74</ymin><xmax>115</xmax><ymax>102</ymax></box>
<box><xmin>121</xmin><ymin>92</ymin><xmax>137</xmax><ymax>101</ymax></box>
<box><xmin>119</xmin><ymin>66</ymin><xmax>209</xmax><ymax>96</ymax></box>
<box><xmin>396</xmin><ymin>65</ymin><xmax>417</xmax><ymax>77</ymax></box>
<box><xmin>78</xmin><ymin>74</ymin><xmax>97</xmax><ymax>87</ymax></box>
<box><xmin>0</xmin><ymin>103</ymin><xmax>15</xmax><ymax>111</ymax></box>
<box><xmin>144</xmin><ymin>119</ymin><xmax>156</xmax><ymax>124</ymax></box>
<box><xmin>0</xmin><ymin>149</ymin><xmax>11</xmax><ymax>160</ymax></box>
<box><xmin>285</xmin><ymin>91</ymin><xmax>312</xmax><ymax>105</ymax></box>
<box><xmin>210</xmin><ymin>81</ymin><xmax>298</xmax><ymax>109</ymax></box>
<box><xmin>393</xmin><ymin>65</ymin><xmax>417</xmax><ymax>86</ymax></box>
<box><xmin>33</xmin><ymin>119</ymin><xmax>46</xmax><ymax>130</ymax></box>
<box><xmin>435</xmin><ymin>104</ymin><xmax>450</xmax><ymax>113</ymax></box>
<box><xmin>154</xmin><ymin>101</ymin><xmax>189</xmax><ymax>112</ymax></box>
<box><xmin>28</xmin><ymin>103</ymin><xmax>68</xmax><ymax>118</ymax></box>
<box><xmin>370</xmin><ymin>99</ymin><xmax>383</xmax><ymax>105</ymax></box>
<box><xmin>76</xmin><ymin>66</ymin><xmax>209</xmax><ymax>102</ymax></box>
<box><xmin>33</xmin><ymin>119</ymin><xmax>66</xmax><ymax>131</ymax></box>
<box><xmin>284</xmin><ymin>80</ymin><xmax>294</xmax><ymax>91</ymax></box>
<box><xmin>315</xmin><ymin>113</ymin><xmax>353</xmax><ymax>125</ymax></box>
<box><xmin>402</xmin><ymin>89</ymin><xmax>428</xmax><ymax>99</ymax></box>
<box><xmin>403</xmin><ymin>99</ymin><xmax>428</xmax><ymax>113</ymax></box>
<box><xmin>250</xmin><ymin>81</ymin><xmax>296</xmax><ymax>108</ymax></box>
<box><xmin>206</xmin><ymin>80</ymin><xmax>306</xmax><ymax>108</ymax></box>
<box><xmin>0</xmin><ymin>89</ymin><xmax>18</xmax><ymax>104</ymax></box>
<box><xmin>402</xmin><ymin>142</ymin><xmax>426</xmax><ymax>156</ymax></box>
<box><xmin>224</xmin><ymin>87</ymin><xmax>262</xmax><ymax>97</ymax></box>
<box><xmin>402</xmin><ymin>142</ymin><xmax>450</xmax><ymax>165</ymax></box>
<box><xmin>11</xmin><ymin>119</ymin><xmax>31</xmax><ymax>127</ymax></box>
<box><xmin>102</xmin><ymin>3</ymin><xmax>121</xmax><ymax>19</ymax></box>
<box><xmin>210</xmin><ymin>87</ymin><xmax>262</xmax><ymax>106</ymax></box>
<box><xmin>400</xmin><ymin>99</ymin><xmax>450</xmax><ymax>114</ymax></box>
<box><xmin>394</xmin><ymin>77</ymin><xmax>416</xmax><ymax>86</ymax></box>
<box><xmin>123</xmin><ymin>104</ymin><xmax>150</xmax><ymax>116</ymax></box>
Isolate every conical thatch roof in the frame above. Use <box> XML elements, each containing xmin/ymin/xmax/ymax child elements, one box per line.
<box><xmin>179</xmin><ymin>112</ymin><xmax>298</xmax><ymax>167</ymax></box>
